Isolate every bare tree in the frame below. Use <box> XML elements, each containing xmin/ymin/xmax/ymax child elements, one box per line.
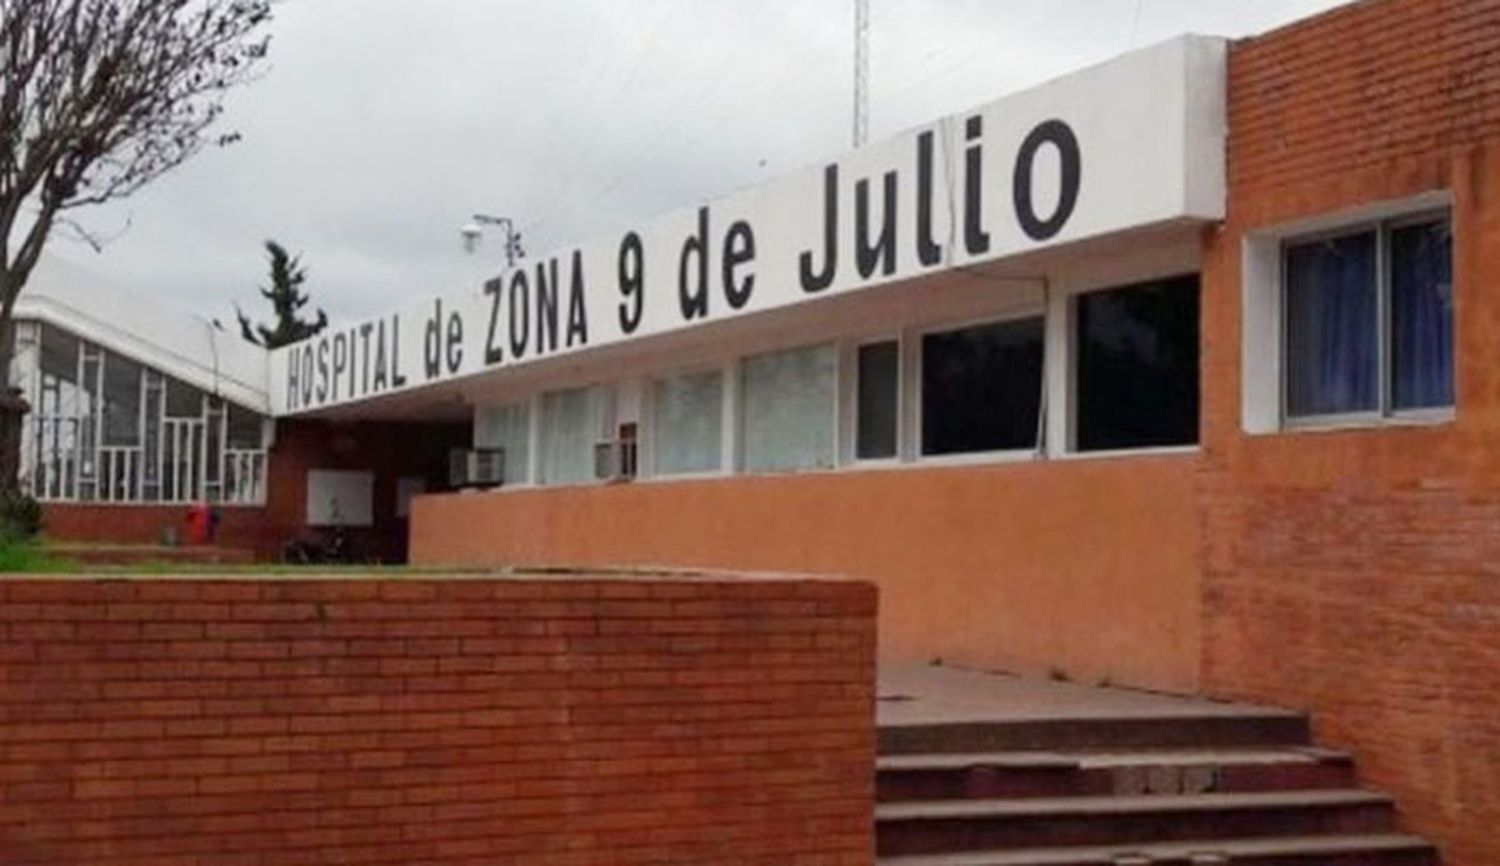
<box><xmin>0</xmin><ymin>0</ymin><xmax>272</xmax><ymax>491</ymax></box>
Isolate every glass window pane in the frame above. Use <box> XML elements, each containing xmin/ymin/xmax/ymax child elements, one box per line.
<box><xmin>102</xmin><ymin>353</ymin><xmax>143</xmax><ymax>446</ymax></box>
<box><xmin>165</xmin><ymin>378</ymin><xmax>203</xmax><ymax>417</ymax></box>
<box><xmin>1390</xmin><ymin>219</ymin><xmax>1454</xmax><ymax>410</ymax></box>
<box><xmin>539</xmin><ymin>387</ymin><xmax>607</xmax><ymax>485</ymax></box>
<box><xmin>653</xmin><ymin>370</ymin><xmax>723</xmax><ymax>476</ymax></box>
<box><xmin>921</xmin><ymin>318</ymin><xmax>1043</xmax><ymax>456</ymax></box>
<box><xmin>856</xmin><ymin>341</ymin><xmax>899</xmax><ymax>460</ymax></box>
<box><xmin>1076</xmin><ymin>276</ymin><xmax>1200</xmax><ymax>451</ymax></box>
<box><xmin>226</xmin><ymin>403</ymin><xmax>266</xmax><ymax>450</ymax></box>
<box><xmin>740</xmin><ymin>344</ymin><xmax>836</xmax><ymax>473</ymax></box>
<box><xmin>475</xmin><ymin>401</ymin><xmax>530</xmax><ymax>485</ymax></box>
<box><xmin>1284</xmin><ymin>231</ymin><xmax>1378</xmax><ymax>418</ymax></box>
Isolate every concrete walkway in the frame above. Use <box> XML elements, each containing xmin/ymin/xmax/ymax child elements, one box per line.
<box><xmin>878</xmin><ymin>664</ymin><xmax>1298</xmax><ymax>728</ymax></box>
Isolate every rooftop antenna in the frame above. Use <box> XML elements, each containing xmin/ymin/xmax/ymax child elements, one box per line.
<box><xmin>853</xmin><ymin>0</ymin><xmax>870</xmax><ymax>147</ymax></box>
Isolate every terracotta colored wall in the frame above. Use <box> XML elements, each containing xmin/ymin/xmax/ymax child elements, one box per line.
<box><xmin>42</xmin><ymin>504</ymin><xmax>275</xmax><ymax>554</ymax></box>
<box><xmin>411</xmin><ymin>455</ymin><xmax>1203</xmax><ymax>693</ymax></box>
<box><xmin>1198</xmin><ymin>2</ymin><xmax>1500</xmax><ymax>864</ymax></box>
<box><xmin>0</xmin><ymin>575</ymin><xmax>875</xmax><ymax>866</ymax></box>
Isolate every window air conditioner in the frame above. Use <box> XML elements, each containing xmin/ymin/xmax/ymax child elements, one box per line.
<box><xmin>449</xmin><ymin>448</ymin><xmax>505</xmax><ymax>489</ymax></box>
<box><xmin>593</xmin><ymin>439</ymin><xmax>637</xmax><ymax>482</ymax></box>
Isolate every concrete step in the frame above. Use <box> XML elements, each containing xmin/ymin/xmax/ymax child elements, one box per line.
<box><xmin>876</xmin><ymin>833</ymin><xmax>1437</xmax><ymax>865</ymax></box>
<box><xmin>879</xmin><ymin>714</ymin><xmax>1312</xmax><ymax>757</ymax></box>
<box><xmin>878</xmin><ymin>748</ymin><xmax>1356</xmax><ymax>802</ymax></box>
<box><xmin>876</xmin><ymin>790</ymin><xmax>1394</xmax><ymax>858</ymax></box>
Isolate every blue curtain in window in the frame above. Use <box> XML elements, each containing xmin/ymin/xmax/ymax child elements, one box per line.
<box><xmin>1285</xmin><ymin>232</ymin><xmax>1378</xmax><ymax>417</ymax></box>
<box><xmin>1391</xmin><ymin>220</ymin><xmax>1454</xmax><ymax>410</ymax></box>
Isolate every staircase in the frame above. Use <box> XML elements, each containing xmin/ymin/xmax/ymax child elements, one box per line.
<box><xmin>875</xmin><ymin>669</ymin><xmax>1438</xmax><ymax>865</ymax></box>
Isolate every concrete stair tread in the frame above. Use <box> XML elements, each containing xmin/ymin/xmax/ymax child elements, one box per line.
<box><xmin>876</xmin><ymin>789</ymin><xmax>1390</xmax><ymax>821</ymax></box>
<box><xmin>876</xmin><ymin>833</ymin><xmax>1433</xmax><ymax>865</ymax></box>
<box><xmin>878</xmin><ymin>747</ymin><xmax>1348</xmax><ymax>773</ymax></box>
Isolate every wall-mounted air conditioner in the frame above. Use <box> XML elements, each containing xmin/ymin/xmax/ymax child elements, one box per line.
<box><xmin>593</xmin><ymin>439</ymin><xmax>637</xmax><ymax>483</ymax></box>
<box><xmin>449</xmin><ymin>448</ymin><xmax>505</xmax><ymax>489</ymax></box>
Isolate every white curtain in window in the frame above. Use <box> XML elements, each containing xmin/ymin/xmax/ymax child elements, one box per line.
<box><xmin>740</xmin><ymin>344</ymin><xmax>836</xmax><ymax>473</ymax></box>
<box><xmin>475</xmin><ymin>401</ymin><xmax>531</xmax><ymax>484</ymax></box>
<box><xmin>539</xmin><ymin>386</ymin><xmax>608</xmax><ymax>485</ymax></box>
<box><xmin>653</xmin><ymin>370</ymin><xmax>723</xmax><ymax>475</ymax></box>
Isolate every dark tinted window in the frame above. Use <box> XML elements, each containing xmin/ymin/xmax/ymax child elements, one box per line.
<box><xmin>1284</xmin><ymin>231</ymin><xmax>1379</xmax><ymax>417</ymax></box>
<box><xmin>921</xmin><ymin>318</ymin><xmax>1043</xmax><ymax>456</ymax></box>
<box><xmin>1075</xmin><ymin>275</ymin><xmax>1200</xmax><ymax>451</ymax></box>
<box><xmin>856</xmin><ymin>341</ymin><xmax>899</xmax><ymax>460</ymax></box>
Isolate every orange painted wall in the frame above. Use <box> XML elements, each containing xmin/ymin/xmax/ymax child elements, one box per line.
<box><xmin>412</xmin><ymin>454</ymin><xmax>1203</xmax><ymax>693</ymax></box>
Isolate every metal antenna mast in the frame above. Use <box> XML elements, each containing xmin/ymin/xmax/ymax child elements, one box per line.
<box><xmin>853</xmin><ymin>0</ymin><xmax>870</xmax><ymax>147</ymax></box>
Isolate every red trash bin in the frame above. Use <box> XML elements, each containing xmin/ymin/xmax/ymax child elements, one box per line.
<box><xmin>184</xmin><ymin>504</ymin><xmax>213</xmax><ymax>545</ymax></box>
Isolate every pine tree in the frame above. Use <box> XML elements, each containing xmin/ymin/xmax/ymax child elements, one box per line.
<box><xmin>237</xmin><ymin>241</ymin><xmax>329</xmax><ymax>348</ymax></box>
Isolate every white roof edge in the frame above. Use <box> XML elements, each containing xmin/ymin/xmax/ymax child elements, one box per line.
<box><xmin>14</xmin><ymin>256</ymin><xmax>271</xmax><ymax>414</ymax></box>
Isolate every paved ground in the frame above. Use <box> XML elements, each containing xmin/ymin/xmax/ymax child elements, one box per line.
<box><xmin>878</xmin><ymin>664</ymin><xmax>1298</xmax><ymax>727</ymax></box>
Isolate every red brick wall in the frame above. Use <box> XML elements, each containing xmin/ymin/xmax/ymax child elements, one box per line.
<box><xmin>0</xmin><ymin>575</ymin><xmax>876</xmax><ymax>866</ymax></box>
<box><xmin>1200</xmin><ymin>2</ymin><xmax>1500</xmax><ymax>864</ymax></box>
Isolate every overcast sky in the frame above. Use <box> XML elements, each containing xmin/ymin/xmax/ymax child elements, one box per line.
<box><xmin>64</xmin><ymin>0</ymin><xmax>1352</xmax><ymax>326</ymax></box>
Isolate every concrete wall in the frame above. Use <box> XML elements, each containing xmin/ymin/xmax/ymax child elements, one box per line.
<box><xmin>0</xmin><ymin>575</ymin><xmax>875</xmax><ymax>866</ymax></box>
<box><xmin>412</xmin><ymin>454</ymin><xmax>1203</xmax><ymax>693</ymax></box>
<box><xmin>1198</xmin><ymin>2</ymin><xmax>1500</xmax><ymax>864</ymax></box>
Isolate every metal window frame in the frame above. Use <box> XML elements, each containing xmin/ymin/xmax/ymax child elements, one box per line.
<box><xmin>1280</xmin><ymin>209</ymin><xmax>1454</xmax><ymax>429</ymax></box>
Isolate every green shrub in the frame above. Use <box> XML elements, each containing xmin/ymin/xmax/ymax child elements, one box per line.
<box><xmin>0</xmin><ymin>492</ymin><xmax>42</xmax><ymax>542</ymax></box>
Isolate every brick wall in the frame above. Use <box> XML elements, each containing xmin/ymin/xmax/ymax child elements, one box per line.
<box><xmin>0</xmin><ymin>575</ymin><xmax>876</xmax><ymax>865</ymax></box>
<box><xmin>1199</xmin><ymin>2</ymin><xmax>1500</xmax><ymax>864</ymax></box>
<box><xmin>39</xmin><ymin>418</ymin><xmax>466</xmax><ymax>562</ymax></box>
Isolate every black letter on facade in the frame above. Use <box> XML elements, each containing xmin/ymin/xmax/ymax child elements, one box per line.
<box><xmin>331</xmin><ymin>332</ymin><xmax>348</xmax><ymax>401</ymax></box>
<box><xmin>964</xmin><ymin>115</ymin><xmax>991</xmax><ymax>255</ymax></box>
<box><xmin>423</xmin><ymin>299</ymin><xmax>443</xmax><ymax>379</ymax></box>
<box><xmin>679</xmin><ymin>207</ymin><xmax>710</xmax><ymax>320</ymax></box>
<box><xmin>567</xmin><ymin>249</ymin><xmax>589</xmax><ymax>347</ymax></box>
<box><xmin>301</xmin><ymin>346</ymin><xmax>314</xmax><ymax>407</ymax></box>
<box><xmin>722</xmin><ymin>220</ymin><xmax>756</xmax><ymax>309</ymax></box>
<box><xmin>916</xmin><ymin>130</ymin><xmax>944</xmax><ymax>266</ymax></box>
<box><xmin>509</xmin><ymin>269</ymin><xmax>530</xmax><ymax>360</ymax></box>
<box><xmin>800</xmin><ymin>164</ymin><xmax>838</xmax><ymax>293</ymax></box>
<box><xmin>391</xmin><ymin>316</ymin><xmax>407</xmax><ymax>387</ymax></box>
<box><xmin>374</xmin><ymin>320</ymin><xmax>389</xmax><ymax>391</ymax></box>
<box><xmin>1013</xmin><ymin>118</ymin><xmax>1081</xmax><ymax>242</ymax></box>
<box><xmin>286</xmin><ymin>352</ymin><xmax>299</xmax><ymax>411</ymax></box>
<box><xmin>536</xmin><ymin>258</ymin><xmax>559</xmax><ymax>355</ymax></box>
<box><xmin>316</xmin><ymin>339</ymin><xmax>330</xmax><ymax>404</ymax></box>
<box><xmin>483</xmin><ymin>277</ymin><xmax>504</xmax><ymax>365</ymax></box>
<box><xmin>359</xmin><ymin>323</ymin><xmax>373</xmax><ymax>396</ymax></box>
<box><xmin>445</xmin><ymin>312</ymin><xmax>463</xmax><ymax>374</ymax></box>
<box><xmin>856</xmin><ymin>171</ymin><xmax>897</xmax><ymax>279</ymax></box>
<box><xmin>618</xmin><ymin>232</ymin><xmax>644</xmax><ymax>335</ymax></box>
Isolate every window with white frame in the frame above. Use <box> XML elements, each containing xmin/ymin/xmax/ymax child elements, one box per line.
<box><xmin>740</xmin><ymin>343</ymin><xmax>837</xmax><ymax>473</ymax></box>
<box><xmin>855</xmin><ymin>340</ymin><xmax>900</xmax><ymax>461</ymax></box>
<box><xmin>15</xmin><ymin>321</ymin><xmax>269</xmax><ymax>505</ymax></box>
<box><xmin>538</xmin><ymin>385</ymin><xmax>610</xmax><ymax>485</ymax></box>
<box><xmin>921</xmin><ymin>317</ymin><xmax>1044</xmax><ymax>456</ymax></box>
<box><xmin>1282</xmin><ymin>214</ymin><xmax>1453</xmax><ymax>422</ymax></box>
<box><xmin>651</xmin><ymin>369</ymin><xmax>723</xmax><ymax>476</ymax></box>
<box><xmin>474</xmin><ymin>401</ymin><xmax>531</xmax><ymax>485</ymax></box>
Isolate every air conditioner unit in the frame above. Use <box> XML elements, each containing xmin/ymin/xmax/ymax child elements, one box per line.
<box><xmin>449</xmin><ymin>448</ymin><xmax>505</xmax><ymax>489</ymax></box>
<box><xmin>594</xmin><ymin>439</ymin><xmax>637</xmax><ymax>482</ymax></box>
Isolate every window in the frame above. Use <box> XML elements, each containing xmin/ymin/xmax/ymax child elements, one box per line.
<box><xmin>855</xmin><ymin>341</ymin><xmax>899</xmax><ymax>460</ymax></box>
<box><xmin>475</xmin><ymin>401</ymin><xmax>530</xmax><ymax>485</ymax></box>
<box><xmin>101</xmin><ymin>353</ymin><xmax>143</xmax><ymax>446</ymax></box>
<box><xmin>652</xmin><ymin>370</ymin><xmax>723</xmax><ymax>476</ymax></box>
<box><xmin>740</xmin><ymin>343</ymin><xmax>836</xmax><ymax>472</ymax></box>
<box><xmin>921</xmin><ymin>317</ymin><xmax>1043</xmax><ymax>456</ymax></box>
<box><xmin>1075</xmin><ymin>275</ymin><xmax>1199</xmax><ymax>451</ymax></box>
<box><xmin>1283</xmin><ymin>215</ymin><xmax>1452</xmax><ymax>421</ymax></box>
<box><xmin>539</xmin><ymin>386</ymin><xmax>609</xmax><ymax>485</ymax></box>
